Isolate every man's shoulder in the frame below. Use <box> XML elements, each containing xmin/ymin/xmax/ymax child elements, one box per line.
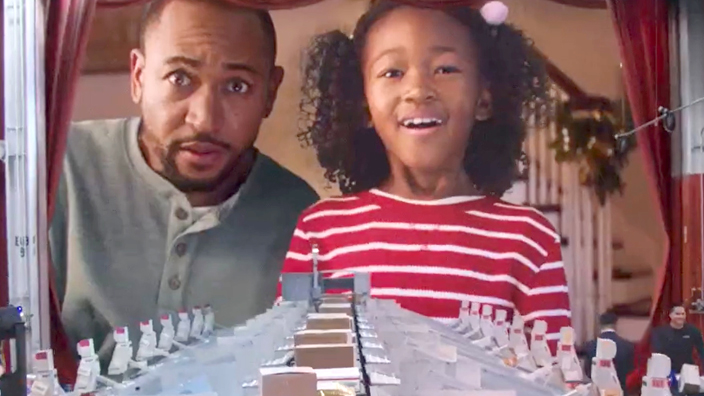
<box><xmin>251</xmin><ymin>154</ymin><xmax>319</xmax><ymax>208</ymax></box>
<box><xmin>652</xmin><ymin>324</ymin><xmax>672</xmax><ymax>335</ymax></box>
<box><xmin>582</xmin><ymin>338</ymin><xmax>597</xmax><ymax>352</ymax></box>
<box><xmin>65</xmin><ymin>118</ymin><xmax>132</xmax><ymax>162</ymax></box>
<box><xmin>614</xmin><ymin>334</ymin><xmax>635</xmax><ymax>348</ymax></box>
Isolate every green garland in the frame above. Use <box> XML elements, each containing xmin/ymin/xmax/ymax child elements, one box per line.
<box><xmin>549</xmin><ymin>100</ymin><xmax>636</xmax><ymax>205</ymax></box>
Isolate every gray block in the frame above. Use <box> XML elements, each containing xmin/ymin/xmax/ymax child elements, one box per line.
<box><xmin>281</xmin><ymin>273</ymin><xmax>313</xmax><ymax>301</ymax></box>
<box><xmin>354</xmin><ymin>273</ymin><xmax>371</xmax><ymax>296</ymax></box>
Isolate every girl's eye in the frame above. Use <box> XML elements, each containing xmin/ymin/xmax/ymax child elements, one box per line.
<box><xmin>381</xmin><ymin>69</ymin><xmax>403</xmax><ymax>78</ymax></box>
<box><xmin>436</xmin><ymin>65</ymin><xmax>461</xmax><ymax>74</ymax></box>
<box><xmin>168</xmin><ymin>71</ymin><xmax>192</xmax><ymax>87</ymax></box>
<box><xmin>226</xmin><ymin>79</ymin><xmax>250</xmax><ymax>94</ymax></box>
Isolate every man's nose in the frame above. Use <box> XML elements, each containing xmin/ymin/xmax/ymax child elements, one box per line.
<box><xmin>185</xmin><ymin>85</ymin><xmax>224</xmax><ymax>133</ymax></box>
<box><xmin>402</xmin><ymin>70</ymin><xmax>436</xmax><ymax>103</ymax></box>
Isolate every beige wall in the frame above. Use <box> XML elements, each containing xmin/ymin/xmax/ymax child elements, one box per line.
<box><xmin>73</xmin><ymin>0</ymin><xmax>664</xmax><ymax>274</ymax></box>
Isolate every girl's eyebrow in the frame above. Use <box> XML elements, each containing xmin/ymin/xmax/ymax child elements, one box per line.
<box><xmin>428</xmin><ymin>45</ymin><xmax>458</xmax><ymax>55</ymax></box>
<box><xmin>367</xmin><ymin>44</ymin><xmax>461</xmax><ymax>70</ymax></box>
<box><xmin>368</xmin><ymin>47</ymin><xmax>404</xmax><ymax>66</ymax></box>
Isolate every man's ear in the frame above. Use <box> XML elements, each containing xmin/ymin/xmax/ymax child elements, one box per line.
<box><xmin>475</xmin><ymin>87</ymin><xmax>492</xmax><ymax>122</ymax></box>
<box><xmin>130</xmin><ymin>49</ymin><xmax>146</xmax><ymax>105</ymax></box>
<box><xmin>264</xmin><ymin>66</ymin><xmax>285</xmax><ymax>118</ymax></box>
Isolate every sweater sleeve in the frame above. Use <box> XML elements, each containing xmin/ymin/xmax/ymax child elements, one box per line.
<box><xmin>275</xmin><ymin>214</ymin><xmax>314</xmax><ymax>300</ymax></box>
<box><xmin>515</xmin><ymin>236</ymin><xmax>572</xmax><ymax>354</ymax></box>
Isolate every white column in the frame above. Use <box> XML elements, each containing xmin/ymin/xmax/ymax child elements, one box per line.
<box><xmin>3</xmin><ymin>0</ymin><xmax>50</xmax><ymax>365</ymax></box>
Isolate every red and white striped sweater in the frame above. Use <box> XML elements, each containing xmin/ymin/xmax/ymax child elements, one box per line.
<box><xmin>279</xmin><ymin>188</ymin><xmax>571</xmax><ymax>350</ymax></box>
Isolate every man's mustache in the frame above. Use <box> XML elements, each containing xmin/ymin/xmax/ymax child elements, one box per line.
<box><xmin>169</xmin><ymin>134</ymin><xmax>231</xmax><ymax>150</ymax></box>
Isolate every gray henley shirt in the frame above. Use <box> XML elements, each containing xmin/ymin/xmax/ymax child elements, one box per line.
<box><xmin>50</xmin><ymin>117</ymin><xmax>318</xmax><ymax>361</ymax></box>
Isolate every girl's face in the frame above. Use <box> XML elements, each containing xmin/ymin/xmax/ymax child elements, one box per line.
<box><xmin>361</xmin><ymin>6</ymin><xmax>491</xmax><ymax>174</ymax></box>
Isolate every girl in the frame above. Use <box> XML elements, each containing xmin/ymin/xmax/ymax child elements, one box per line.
<box><xmin>282</xmin><ymin>0</ymin><xmax>570</xmax><ymax>350</ymax></box>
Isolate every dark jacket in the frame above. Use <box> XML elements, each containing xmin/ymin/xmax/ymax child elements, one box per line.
<box><xmin>581</xmin><ymin>330</ymin><xmax>635</xmax><ymax>390</ymax></box>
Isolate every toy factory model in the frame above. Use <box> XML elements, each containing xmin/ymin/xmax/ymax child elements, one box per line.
<box><xmin>4</xmin><ymin>245</ymin><xmax>698</xmax><ymax>396</ymax></box>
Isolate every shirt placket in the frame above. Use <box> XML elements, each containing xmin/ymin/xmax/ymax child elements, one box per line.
<box><xmin>157</xmin><ymin>200</ymin><xmax>196</xmax><ymax>311</ymax></box>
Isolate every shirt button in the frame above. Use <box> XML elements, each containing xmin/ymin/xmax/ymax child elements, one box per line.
<box><xmin>175</xmin><ymin>207</ymin><xmax>188</xmax><ymax>220</ymax></box>
<box><xmin>168</xmin><ymin>275</ymin><xmax>181</xmax><ymax>290</ymax></box>
<box><xmin>175</xmin><ymin>242</ymin><xmax>187</xmax><ymax>257</ymax></box>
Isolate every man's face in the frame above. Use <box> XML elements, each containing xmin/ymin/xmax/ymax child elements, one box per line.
<box><xmin>130</xmin><ymin>0</ymin><xmax>283</xmax><ymax>192</ymax></box>
<box><xmin>670</xmin><ymin>306</ymin><xmax>687</xmax><ymax>326</ymax></box>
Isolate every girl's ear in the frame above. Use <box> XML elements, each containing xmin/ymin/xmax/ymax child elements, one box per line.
<box><xmin>475</xmin><ymin>88</ymin><xmax>493</xmax><ymax>121</ymax></box>
<box><xmin>364</xmin><ymin>102</ymin><xmax>374</xmax><ymax>128</ymax></box>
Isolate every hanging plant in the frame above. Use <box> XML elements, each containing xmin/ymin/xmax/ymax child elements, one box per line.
<box><xmin>550</xmin><ymin>99</ymin><xmax>636</xmax><ymax>205</ymax></box>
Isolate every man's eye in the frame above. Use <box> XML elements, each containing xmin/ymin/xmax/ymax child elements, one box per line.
<box><xmin>168</xmin><ymin>72</ymin><xmax>191</xmax><ymax>87</ymax></box>
<box><xmin>226</xmin><ymin>80</ymin><xmax>250</xmax><ymax>94</ymax></box>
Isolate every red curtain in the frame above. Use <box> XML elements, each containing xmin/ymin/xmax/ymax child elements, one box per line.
<box><xmin>607</xmin><ymin>0</ymin><xmax>672</xmax><ymax>390</ymax></box>
<box><xmin>44</xmin><ymin>0</ymin><xmax>98</xmax><ymax>384</ymax></box>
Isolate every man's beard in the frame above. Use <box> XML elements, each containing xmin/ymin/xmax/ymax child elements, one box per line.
<box><xmin>160</xmin><ymin>134</ymin><xmax>237</xmax><ymax>193</ymax></box>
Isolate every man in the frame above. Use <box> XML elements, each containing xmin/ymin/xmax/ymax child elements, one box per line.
<box><xmin>580</xmin><ymin>312</ymin><xmax>634</xmax><ymax>391</ymax></box>
<box><xmin>50</xmin><ymin>0</ymin><xmax>318</xmax><ymax>360</ymax></box>
<box><xmin>651</xmin><ymin>305</ymin><xmax>704</xmax><ymax>374</ymax></box>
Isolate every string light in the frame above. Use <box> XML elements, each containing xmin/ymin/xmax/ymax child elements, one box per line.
<box><xmin>615</xmin><ymin>96</ymin><xmax>704</xmax><ymax>139</ymax></box>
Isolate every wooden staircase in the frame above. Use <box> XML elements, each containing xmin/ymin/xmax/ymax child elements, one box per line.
<box><xmin>499</xmin><ymin>57</ymin><xmax>653</xmax><ymax>343</ymax></box>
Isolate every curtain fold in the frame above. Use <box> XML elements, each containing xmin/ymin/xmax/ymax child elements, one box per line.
<box><xmin>607</xmin><ymin>0</ymin><xmax>672</xmax><ymax>390</ymax></box>
<box><xmin>44</xmin><ymin>0</ymin><xmax>98</xmax><ymax>384</ymax></box>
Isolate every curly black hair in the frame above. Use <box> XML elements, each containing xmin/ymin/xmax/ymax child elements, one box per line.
<box><xmin>299</xmin><ymin>0</ymin><xmax>548</xmax><ymax>196</ymax></box>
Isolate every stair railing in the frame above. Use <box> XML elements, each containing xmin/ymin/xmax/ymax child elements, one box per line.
<box><xmin>520</xmin><ymin>57</ymin><xmax>615</xmax><ymax>344</ymax></box>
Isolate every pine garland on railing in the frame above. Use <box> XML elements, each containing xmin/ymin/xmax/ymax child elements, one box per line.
<box><xmin>549</xmin><ymin>99</ymin><xmax>636</xmax><ymax>205</ymax></box>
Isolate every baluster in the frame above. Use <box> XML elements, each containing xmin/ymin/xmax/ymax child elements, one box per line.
<box><xmin>583</xmin><ymin>189</ymin><xmax>595</xmax><ymax>341</ymax></box>
<box><xmin>596</xmin><ymin>205</ymin><xmax>608</xmax><ymax>316</ymax></box>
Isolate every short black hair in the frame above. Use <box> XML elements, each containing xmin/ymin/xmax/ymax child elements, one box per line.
<box><xmin>138</xmin><ymin>0</ymin><xmax>277</xmax><ymax>64</ymax></box>
<box><xmin>599</xmin><ymin>311</ymin><xmax>618</xmax><ymax>326</ymax></box>
<box><xmin>298</xmin><ymin>1</ymin><xmax>548</xmax><ymax>194</ymax></box>
<box><xmin>670</xmin><ymin>304</ymin><xmax>685</xmax><ymax>314</ymax></box>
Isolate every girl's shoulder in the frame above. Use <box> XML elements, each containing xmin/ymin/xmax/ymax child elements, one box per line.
<box><xmin>299</xmin><ymin>190</ymin><xmax>375</xmax><ymax>219</ymax></box>
<box><xmin>481</xmin><ymin>198</ymin><xmax>561</xmax><ymax>242</ymax></box>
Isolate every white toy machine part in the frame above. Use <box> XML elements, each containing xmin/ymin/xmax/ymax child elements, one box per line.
<box><xmin>530</xmin><ymin>320</ymin><xmax>553</xmax><ymax>367</ymax></box>
<box><xmin>202</xmin><ymin>304</ymin><xmax>215</xmax><ymax>336</ymax></box>
<box><xmin>590</xmin><ymin>338</ymin><xmax>622</xmax><ymax>396</ymax></box>
<box><xmin>509</xmin><ymin>315</ymin><xmax>537</xmax><ymax>371</ymax></box>
<box><xmin>136</xmin><ymin>319</ymin><xmax>165</xmax><ymax>361</ymax></box>
<box><xmin>469</xmin><ymin>302</ymin><xmax>482</xmax><ymax>332</ymax></box>
<box><xmin>480</xmin><ymin>305</ymin><xmax>495</xmax><ymax>338</ymax></box>
<box><xmin>158</xmin><ymin>313</ymin><xmax>175</xmax><ymax>352</ymax></box>
<box><xmin>190</xmin><ymin>306</ymin><xmax>205</xmax><ymax>339</ymax></box>
<box><xmin>462</xmin><ymin>302</ymin><xmax>482</xmax><ymax>338</ymax></box>
<box><xmin>492</xmin><ymin>309</ymin><xmax>510</xmax><ymax>349</ymax></box>
<box><xmin>454</xmin><ymin>300</ymin><xmax>470</xmax><ymax>331</ymax></box>
<box><xmin>641</xmin><ymin>353</ymin><xmax>672</xmax><ymax>396</ymax></box>
<box><xmin>175</xmin><ymin>309</ymin><xmax>192</xmax><ymax>342</ymax></box>
<box><xmin>73</xmin><ymin>339</ymin><xmax>100</xmax><ymax>393</ymax></box>
<box><xmin>556</xmin><ymin>327</ymin><xmax>583</xmax><ymax>383</ymax></box>
<box><xmin>471</xmin><ymin>305</ymin><xmax>495</xmax><ymax>348</ymax></box>
<box><xmin>29</xmin><ymin>349</ymin><xmax>61</xmax><ymax>396</ymax></box>
<box><xmin>108</xmin><ymin>326</ymin><xmax>147</xmax><ymax>375</ymax></box>
<box><xmin>678</xmin><ymin>364</ymin><xmax>700</xmax><ymax>395</ymax></box>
